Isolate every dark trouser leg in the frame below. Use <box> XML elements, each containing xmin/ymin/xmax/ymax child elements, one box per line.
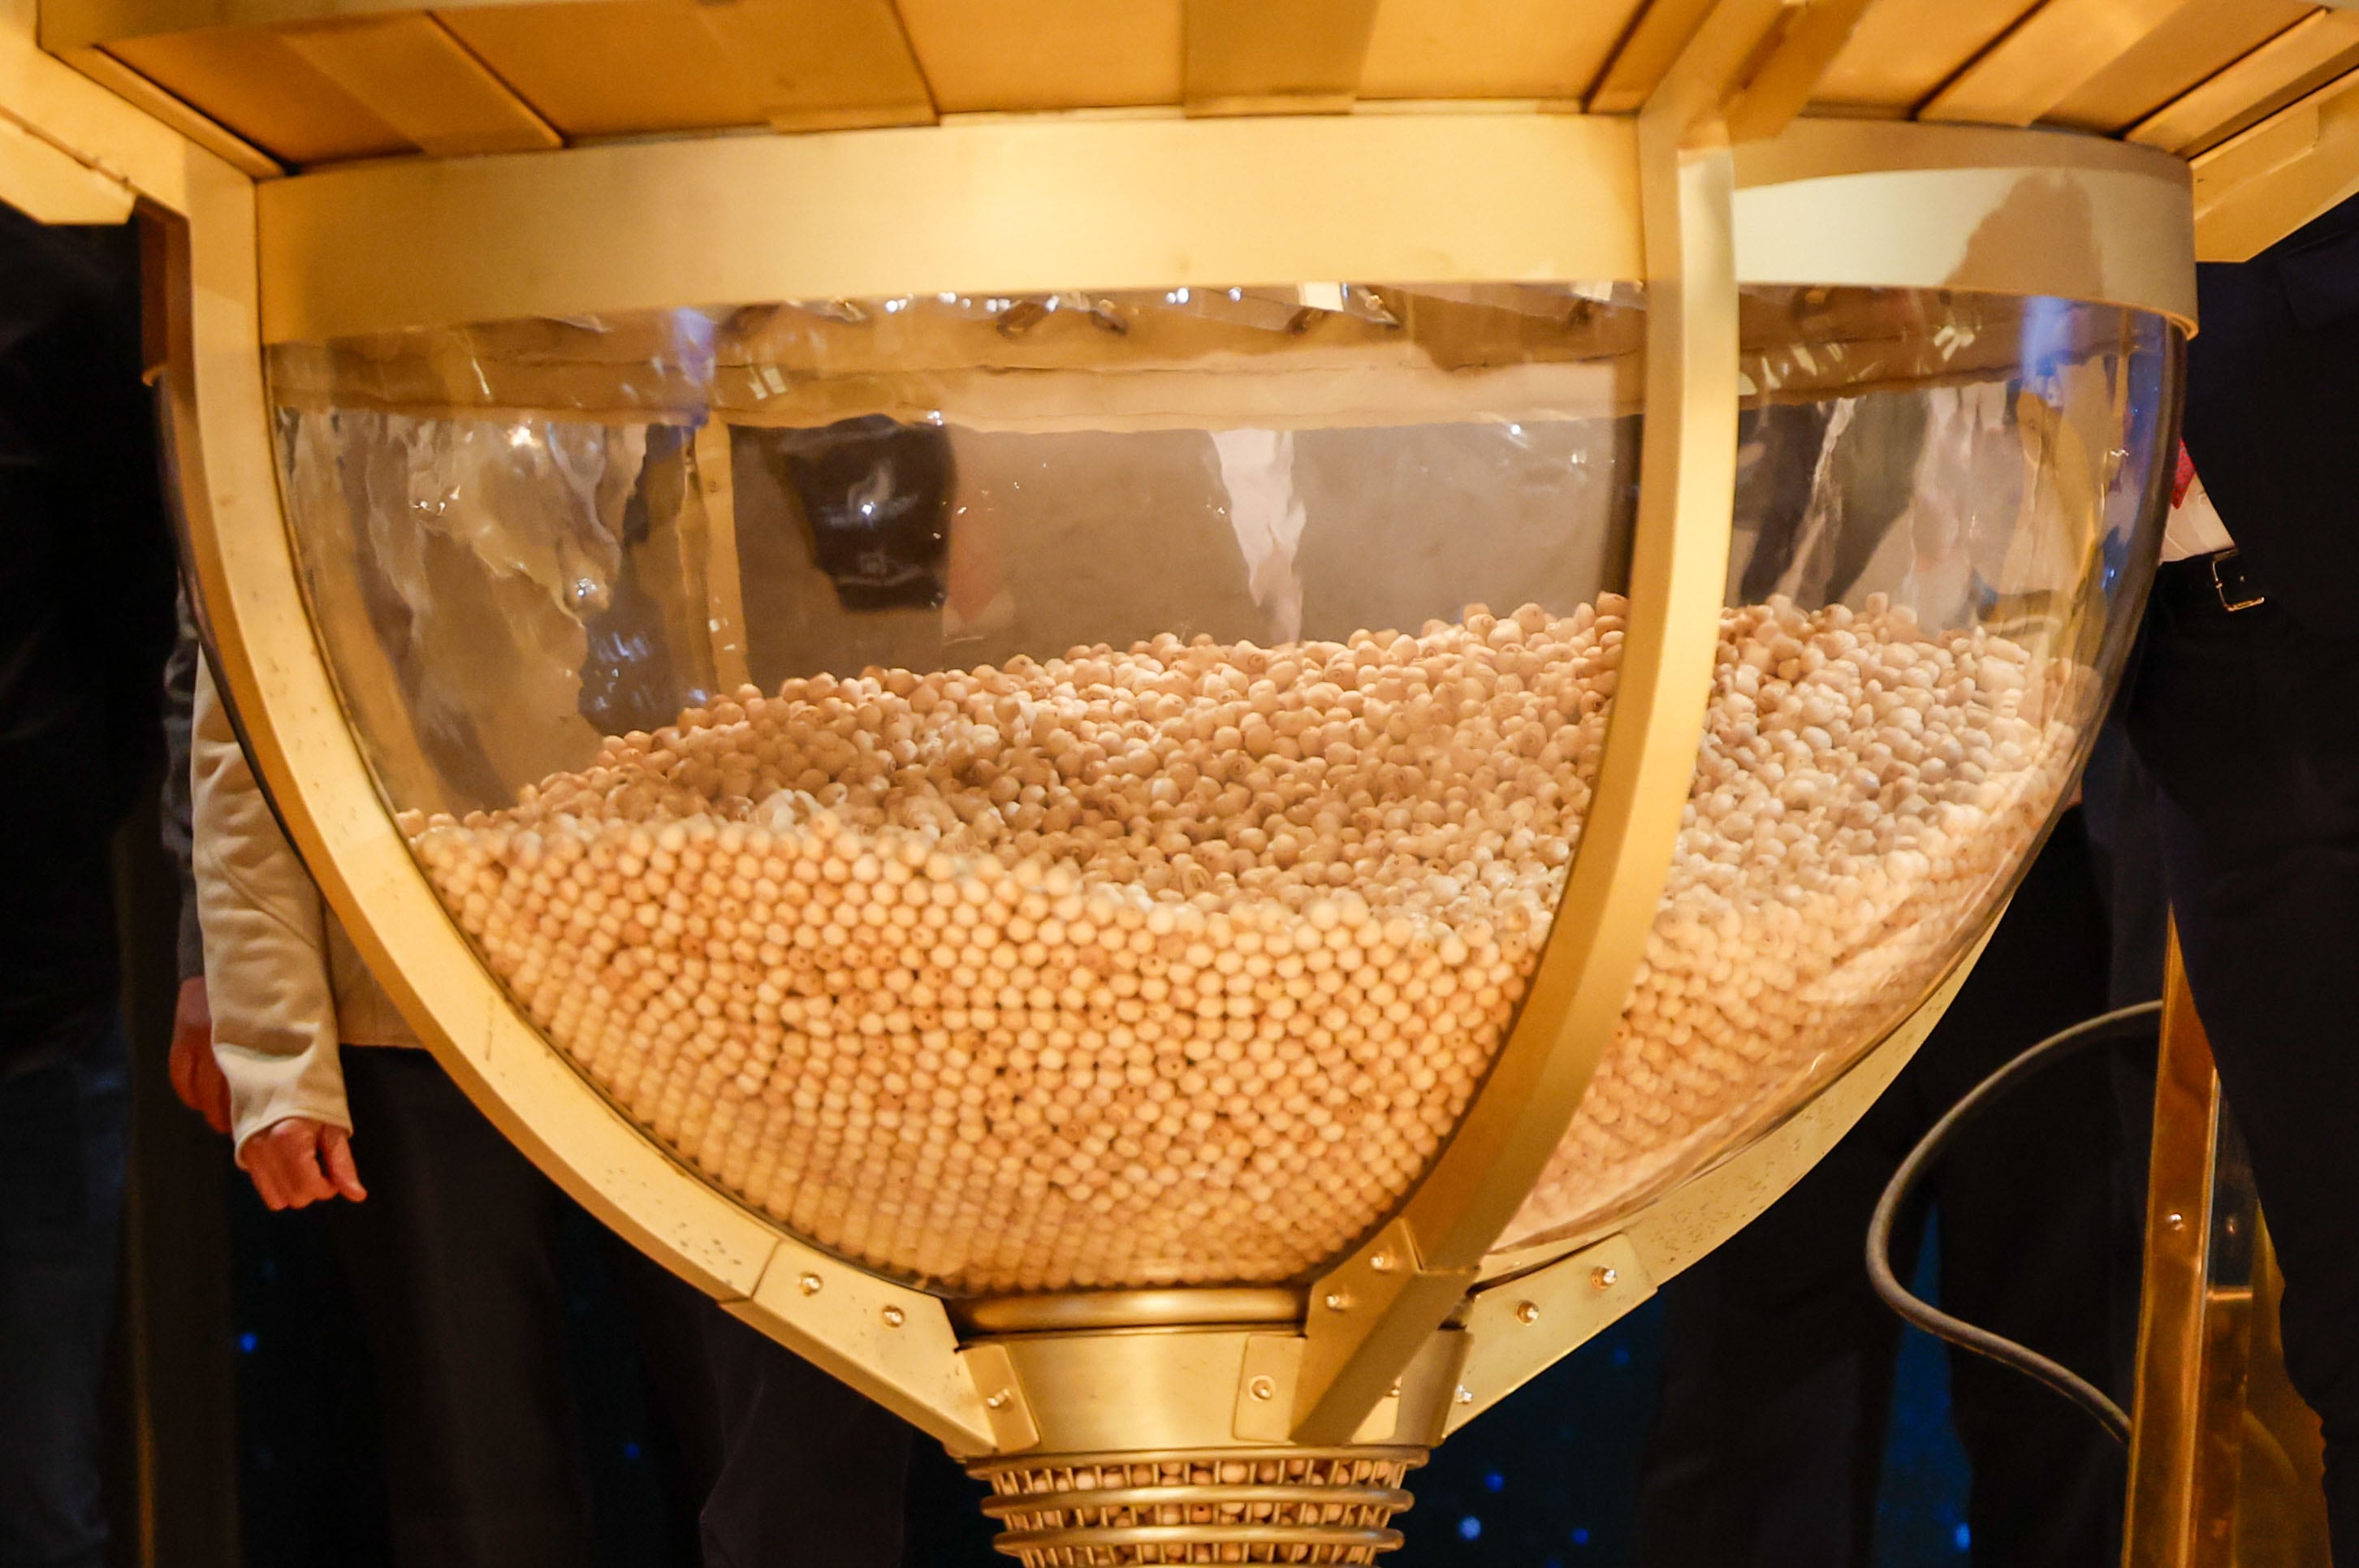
<box><xmin>2077</xmin><ymin>717</ymin><xmax>2171</xmax><ymax>1410</ymax></box>
<box><xmin>1631</xmin><ymin>817</ymin><xmax>2124</xmax><ymax>1568</ymax></box>
<box><xmin>1630</xmin><ymin>1091</ymin><xmax>1916</xmax><ymax>1568</ymax></box>
<box><xmin>597</xmin><ymin>1229</ymin><xmax>724</xmax><ymax>1563</ymax></box>
<box><xmin>2128</xmin><ymin>601</ymin><xmax>2359</xmax><ymax>1562</ymax></box>
<box><xmin>1916</xmin><ymin>814</ymin><xmax>2123</xmax><ymax>1568</ymax></box>
<box><xmin>327</xmin><ymin>1049</ymin><xmax>593</xmax><ymax>1568</ymax></box>
<box><xmin>698</xmin><ymin>1307</ymin><xmax>913</xmax><ymax>1568</ymax></box>
<box><xmin>0</xmin><ymin>1019</ymin><xmax>126</xmax><ymax>1568</ymax></box>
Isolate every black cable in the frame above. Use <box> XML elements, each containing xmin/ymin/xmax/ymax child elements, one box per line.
<box><xmin>1864</xmin><ymin>1000</ymin><xmax>2163</xmax><ymax>1446</ymax></box>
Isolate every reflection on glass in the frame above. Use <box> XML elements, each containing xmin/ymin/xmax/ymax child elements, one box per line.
<box><xmin>1503</xmin><ymin>293</ymin><xmax>2173</xmax><ymax>1252</ymax></box>
<box><xmin>274</xmin><ymin>285</ymin><xmax>1645</xmax><ymax>1292</ymax></box>
<box><xmin>266</xmin><ymin>283</ymin><xmax>2172</xmax><ymax>1294</ymax></box>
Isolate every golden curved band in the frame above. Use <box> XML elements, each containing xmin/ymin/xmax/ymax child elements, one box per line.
<box><xmin>254</xmin><ymin>113</ymin><xmax>2193</xmax><ymax>345</ymax></box>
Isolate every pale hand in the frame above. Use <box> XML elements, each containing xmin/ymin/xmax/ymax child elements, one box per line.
<box><xmin>167</xmin><ymin>976</ymin><xmax>231</xmax><ymax>1135</ymax></box>
<box><xmin>244</xmin><ymin>1117</ymin><xmax>367</xmax><ymax>1211</ymax></box>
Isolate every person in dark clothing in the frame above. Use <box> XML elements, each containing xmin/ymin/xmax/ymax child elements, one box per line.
<box><xmin>1631</xmin><ymin>811</ymin><xmax>2136</xmax><ymax>1568</ymax></box>
<box><xmin>0</xmin><ymin>202</ymin><xmax>178</xmax><ymax>1567</ymax></box>
<box><xmin>2123</xmin><ymin>188</ymin><xmax>2359</xmax><ymax>1562</ymax></box>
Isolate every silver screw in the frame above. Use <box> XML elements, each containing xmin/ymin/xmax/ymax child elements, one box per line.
<box><xmin>798</xmin><ymin>1272</ymin><xmax>824</xmax><ymax>1296</ymax></box>
<box><xmin>882</xmin><ymin>1306</ymin><xmax>906</xmax><ymax>1328</ymax></box>
<box><xmin>1592</xmin><ymin>1266</ymin><xmax>1618</xmax><ymax>1291</ymax></box>
<box><xmin>1515</xmin><ymin>1300</ymin><xmax>1540</xmax><ymax>1325</ymax></box>
<box><xmin>1454</xmin><ymin>1386</ymin><xmax>1474</xmax><ymax>1406</ymax></box>
<box><xmin>1370</xmin><ymin>1252</ymin><xmax>1396</xmax><ymax>1274</ymax></box>
<box><xmin>1324</xmin><ymin>1291</ymin><xmax>1351</xmax><ymax>1312</ymax></box>
<box><xmin>1248</xmin><ymin>1375</ymin><xmax>1277</xmax><ymax>1402</ymax></box>
<box><xmin>985</xmin><ymin>1389</ymin><xmax>1012</xmax><ymax>1410</ymax></box>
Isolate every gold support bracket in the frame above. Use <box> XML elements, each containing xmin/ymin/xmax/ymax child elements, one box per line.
<box><xmin>1449</xmin><ymin>1233</ymin><xmax>1653</xmax><ymax>1432</ymax></box>
<box><xmin>1287</xmin><ymin>0</ymin><xmax>1777</xmax><ymax>1446</ymax></box>
<box><xmin>958</xmin><ymin>1342</ymin><xmax>1039</xmax><ymax>1456</ymax></box>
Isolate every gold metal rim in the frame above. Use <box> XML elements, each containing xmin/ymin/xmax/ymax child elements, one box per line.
<box><xmin>956</xmin><ymin>1289</ymin><xmax>1308</xmax><ymax>1335</ymax></box>
<box><xmin>255</xmin><ymin>111</ymin><xmax>1641</xmax><ymax>343</ymax></box>
<box><xmin>980</xmin><ymin>1484</ymin><xmax>1413</xmax><ymax>1518</ymax></box>
<box><xmin>253</xmin><ymin>110</ymin><xmax>2193</xmax><ymax>345</ymax></box>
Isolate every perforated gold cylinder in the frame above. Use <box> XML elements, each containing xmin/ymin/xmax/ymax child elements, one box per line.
<box><xmin>971</xmin><ymin>1448</ymin><xmax>1424</xmax><ymax>1565</ymax></box>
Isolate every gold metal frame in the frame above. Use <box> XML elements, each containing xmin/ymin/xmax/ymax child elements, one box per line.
<box><xmin>1287</xmin><ymin>0</ymin><xmax>1764</xmax><ymax>1442</ymax></box>
<box><xmin>247</xmin><ymin>111</ymin><xmax>2193</xmax><ymax>348</ymax></box>
<box><xmin>2124</xmin><ymin>936</ymin><xmax>2329</xmax><ymax>1567</ymax></box>
<box><xmin>3</xmin><ymin>1</ymin><xmax>2206</xmax><ymax>1547</ymax></box>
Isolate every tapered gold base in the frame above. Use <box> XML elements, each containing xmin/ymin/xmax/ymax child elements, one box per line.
<box><xmin>971</xmin><ymin>1448</ymin><xmax>1424</xmax><ymax>1565</ymax></box>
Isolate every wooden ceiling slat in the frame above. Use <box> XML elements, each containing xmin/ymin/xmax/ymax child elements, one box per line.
<box><xmin>436</xmin><ymin>2</ymin><xmax>767</xmax><ymax>137</ymax></box>
<box><xmin>1922</xmin><ymin>0</ymin><xmax>2202</xmax><ymax>127</ymax></box>
<box><xmin>1586</xmin><ymin>0</ymin><xmax>1714</xmax><ymax>113</ymax></box>
<box><xmin>2042</xmin><ymin>0</ymin><xmax>2312</xmax><ymax>134</ymax></box>
<box><xmin>1724</xmin><ymin>0</ymin><xmax>1881</xmax><ymax>142</ymax></box>
<box><xmin>1811</xmin><ymin>0</ymin><xmax>2040</xmax><ymax>112</ymax></box>
<box><xmin>440</xmin><ymin>0</ymin><xmax>936</xmax><ymax>139</ymax></box>
<box><xmin>1183</xmin><ymin>0</ymin><xmax>1380</xmax><ymax>115</ymax></box>
<box><xmin>1359</xmin><ymin>0</ymin><xmax>1644</xmax><ymax>103</ymax></box>
<box><xmin>2132</xmin><ymin>6</ymin><xmax>2359</xmax><ymax>153</ymax></box>
<box><xmin>61</xmin><ymin>41</ymin><xmax>279</xmax><ymax>174</ymax></box>
<box><xmin>106</xmin><ymin>24</ymin><xmax>413</xmax><ymax>162</ymax></box>
<box><xmin>275</xmin><ymin>14</ymin><xmax>558</xmax><ymax>155</ymax></box>
<box><xmin>892</xmin><ymin>0</ymin><xmax>1180</xmax><ymax>114</ymax></box>
<box><xmin>690</xmin><ymin>0</ymin><xmax>934</xmax><ymax>133</ymax></box>
<box><xmin>2190</xmin><ymin>59</ymin><xmax>2359</xmax><ymax>256</ymax></box>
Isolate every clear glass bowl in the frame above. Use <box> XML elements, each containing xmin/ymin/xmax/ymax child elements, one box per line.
<box><xmin>266</xmin><ymin>282</ymin><xmax>2173</xmax><ymax>1294</ymax></box>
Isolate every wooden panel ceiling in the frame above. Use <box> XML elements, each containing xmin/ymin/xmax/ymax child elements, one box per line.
<box><xmin>892</xmin><ymin>0</ymin><xmax>1181</xmax><ymax>113</ymax></box>
<box><xmin>1358</xmin><ymin>0</ymin><xmax>1644</xmax><ymax>103</ymax></box>
<box><xmin>45</xmin><ymin>0</ymin><xmax>2359</xmax><ymax>254</ymax></box>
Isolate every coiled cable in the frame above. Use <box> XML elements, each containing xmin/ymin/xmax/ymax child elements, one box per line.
<box><xmin>1864</xmin><ymin>1000</ymin><xmax>2163</xmax><ymax>1446</ymax></box>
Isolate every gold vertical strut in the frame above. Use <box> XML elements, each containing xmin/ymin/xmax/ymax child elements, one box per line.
<box><xmin>1287</xmin><ymin>0</ymin><xmax>1773</xmax><ymax>1445</ymax></box>
<box><xmin>2120</xmin><ymin>931</ymin><xmax>2329</xmax><ymax>1566</ymax></box>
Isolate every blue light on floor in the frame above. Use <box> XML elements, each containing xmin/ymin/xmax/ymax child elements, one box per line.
<box><xmin>1458</xmin><ymin>1516</ymin><xmax>1482</xmax><ymax>1541</ymax></box>
<box><xmin>1571</xmin><ymin>1527</ymin><xmax>1592</xmax><ymax>1546</ymax></box>
<box><xmin>1483</xmin><ymin>1470</ymin><xmax>1505</xmax><ymax>1493</ymax></box>
<box><xmin>237</xmin><ymin>1332</ymin><xmax>257</xmax><ymax>1354</ymax></box>
<box><xmin>1954</xmin><ymin>1522</ymin><xmax>1972</xmax><ymax>1553</ymax></box>
<box><xmin>623</xmin><ymin>1441</ymin><xmax>642</xmax><ymax>1461</ymax></box>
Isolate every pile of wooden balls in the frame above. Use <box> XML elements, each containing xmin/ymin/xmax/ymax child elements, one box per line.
<box><xmin>408</xmin><ymin>595</ymin><xmax>2081</xmax><ymax>1292</ymax></box>
<box><xmin>1506</xmin><ymin>596</ymin><xmax>2086</xmax><ymax>1247</ymax></box>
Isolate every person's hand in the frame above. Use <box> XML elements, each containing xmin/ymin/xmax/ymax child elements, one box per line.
<box><xmin>244</xmin><ymin>1117</ymin><xmax>367</xmax><ymax>1211</ymax></box>
<box><xmin>168</xmin><ymin>976</ymin><xmax>231</xmax><ymax>1134</ymax></box>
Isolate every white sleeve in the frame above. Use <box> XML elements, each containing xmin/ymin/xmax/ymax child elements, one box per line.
<box><xmin>192</xmin><ymin>659</ymin><xmax>352</xmax><ymax>1160</ymax></box>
